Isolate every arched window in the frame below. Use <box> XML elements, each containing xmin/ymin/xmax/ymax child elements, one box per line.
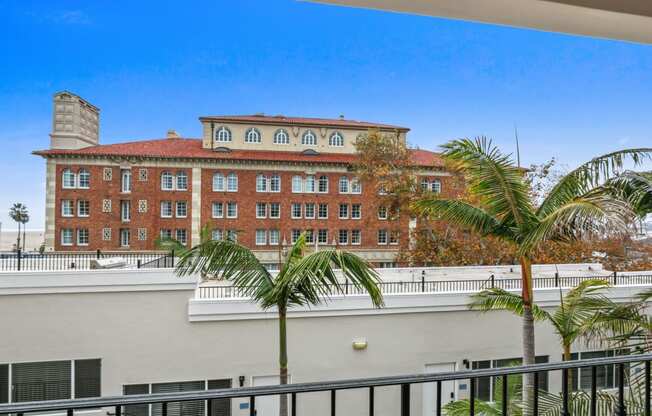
<box><xmin>351</xmin><ymin>177</ymin><xmax>362</xmax><ymax>194</ymax></box>
<box><xmin>329</xmin><ymin>131</ymin><xmax>344</xmax><ymax>147</ymax></box>
<box><xmin>62</xmin><ymin>169</ymin><xmax>76</xmax><ymax>189</ymax></box>
<box><xmin>339</xmin><ymin>176</ymin><xmax>349</xmax><ymax>193</ymax></box>
<box><xmin>215</xmin><ymin>126</ymin><xmax>232</xmax><ymax>143</ymax></box>
<box><xmin>256</xmin><ymin>174</ymin><xmax>267</xmax><ymax>192</ymax></box>
<box><xmin>302</xmin><ymin>130</ymin><xmax>317</xmax><ymax>146</ymax></box>
<box><xmin>431</xmin><ymin>180</ymin><xmax>441</xmax><ymax>194</ymax></box>
<box><xmin>273</xmin><ymin>129</ymin><xmax>289</xmax><ymax>145</ymax></box>
<box><xmin>318</xmin><ymin>175</ymin><xmax>329</xmax><ymax>193</ymax></box>
<box><xmin>161</xmin><ymin>171</ymin><xmax>174</xmax><ymax>190</ymax></box>
<box><xmin>176</xmin><ymin>171</ymin><xmax>188</xmax><ymax>190</ymax></box>
<box><xmin>212</xmin><ymin>173</ymin><xmax>225</xmax><ymax>191</ymax></box>
<box><xmin>226</xmin><ymin>173</ymin><xmax>238</xmax><ymax>191</ymax></box>
<box><xmin>420</xmin><ymin>178</ymin><xmax>429</xmax><ymax>191</ymax></box>
<box><xmin>245</xmin><ymin>128</ymin><xmax>261</xmax><ymax>143</ymax></box>
<box><xmin>77</xmin><ymin>169</ymin><xmax>90</xmax><ymax>188</ymax></box>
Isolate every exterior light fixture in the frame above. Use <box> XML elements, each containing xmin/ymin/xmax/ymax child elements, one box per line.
<box><xmin>352</xmin><ymin>337</ymin><xmax>368</xmax><ymax>350</ymax></box>
<box><xmin>239</xmin><ymin>376</ymin><xmax>245</xmax><ymax>387</ymax></box>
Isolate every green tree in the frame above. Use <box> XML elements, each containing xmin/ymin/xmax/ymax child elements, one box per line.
<box><xmin>414</xmin><ymin>138</ymin><xmax>651</xmax><ymax>409</ymax></box>
<box><xmin>9</xmin><ymin>203</ymin><xmax>28</xmax><ymax>252</ymax></box>
<box><xmin>174</xmin><ymin>233</ymin><xmax>384</xmax><ymax>416</ymax></box>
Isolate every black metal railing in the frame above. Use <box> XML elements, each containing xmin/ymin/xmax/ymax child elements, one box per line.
<box><xmin>198</xmin><ymin>272</ymin><xmax>652</xmax><ymax>299</ymax></box>
<box><xmin>0</xmin><ymin>354</ymin><xmax>649</xmax><ymax>416</ymax></box>
<box><xmin>0</xmin><ymin>250</ymin><xmax>175</xmax><ymax>271</ymax></box>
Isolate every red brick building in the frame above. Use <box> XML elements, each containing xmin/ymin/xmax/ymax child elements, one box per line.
<box><xmin>35</xmin><ymin>92</ymin><xmax>454</xmax><ymax>267</ymax></box>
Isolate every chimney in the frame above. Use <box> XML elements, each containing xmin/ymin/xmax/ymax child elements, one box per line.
<box><xmin>50</xmin><ymin>91</ymin><xmax>100</xmax><ymax>149</ymax></box>
<box><xmin>167</xmin><ymin>129</ymin><xmax>180</xmax><ymax>139</ymax></box>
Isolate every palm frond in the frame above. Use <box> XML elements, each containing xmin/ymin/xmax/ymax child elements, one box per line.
<box><xmin>469</xmin><ymin>288</ymin><xmax>550</xmax><ymax>320</ymax></box>
<box><xmin>520</xmin><ymin>192</ymin><xmax>634</xmax><ymax>255</ymax></box>
<box><xmin>603</xmin><ymin>171</ymin><xmax>652</xmax><ymax>217</ymax></box>
<box><xmin>538</xmin><ymin>148</ymin><xmax>652</xmax><ymax>219</ymax></box>
<box><xmin>175</xmin><ymin>239</ymin><xmax>275</xmax><ymax>305</ymax></box>
<box><xmin>412</xmin><ymin>198</ymin><xmax>514</xmax><ymax>239</ymax></box>
<box><xmin>441</xmin><ymin>137</ymin><xmax>535</xmax><ymax>228</ymax></box>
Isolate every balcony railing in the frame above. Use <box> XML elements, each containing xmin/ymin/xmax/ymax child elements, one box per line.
<box><xmin>197</xmin><ymin>273</ymin><xmax>652</xmax><ymax>299</ymax></box>
<box><xmin>0</xmin><ymin>354</ymin><xmax>649</xmax><ymax>416</ymax></box>
<box><xmin>0</xmin><ymin>250</ymin><xmax>175</xmax><ymax>271</ymax></box>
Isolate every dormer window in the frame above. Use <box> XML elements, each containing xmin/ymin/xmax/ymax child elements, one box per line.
<box><xmin>245</xmin><ymin>127</ymin><xmax>261</xmax><ymax>143</ymax></box>
<box><xmin>273</xmin><ymin>129</ymin><xmax>289</xmax><ymax>145</ymax></box>
<box><xmin>215</xmin><ymin>126</ymin><xmax>232</xmax><ymax>143</ymax></box>
<box><xmin>302</xmin><ymin>130</ymin><xmax>317</xmax><ymax>146</ymax></box>
<box><xmin>329</xmin><ymin>131</ymin><xmax>344</xmax><ymax>147</ymax></box>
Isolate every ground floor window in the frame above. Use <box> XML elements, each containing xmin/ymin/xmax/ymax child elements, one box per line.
<box><xmin>472</xmin><ymin>356</ymin><xmax>549</xmax><ymax>402</ymax></box>
<box><xmin>124</xmin><ymin>379</ymin><xmax>231</xmax><ymax>416</ymax></box>
<box><xmin>569</xmin><ymin>349</ymin><xmax>629</xmax><ymax>391</ymax></box>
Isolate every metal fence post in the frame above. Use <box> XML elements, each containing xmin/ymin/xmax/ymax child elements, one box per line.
<box><xmin>171</xmin><ymin>250</ymin><xmax>175</xmax><ymax>268</ymax></box>
<box><xmin>555</xmin><ymin>272</ymin><xmax>559</xmax><ymax>287</ymax></box>
<box><xmin>96</xmin><ymin>249</ymin><xmax>101</xmax><ymax>259</ymax></box>
<box><xmin>421</xmin><ymin>270</ymin><xmax>426</xmax><ymax>292</ymax></box>
<box><xmin>490</xmin><ymin>274</ymin><xmax>495</xmax><ymax>288</ymax></box>
<box><xmin>137</xmin><ymin>260</ymin><xmax>142</xmax><ymax>269</ymax></box>
<box><xmin>17</xmin><ymin>249</ymin><xmax>21</xmax><ymax>271</ymax></box>
<box><xmin>614</xmin><ymin>271</ymin><xmax>618</xmax><ymax>286</ymax></box>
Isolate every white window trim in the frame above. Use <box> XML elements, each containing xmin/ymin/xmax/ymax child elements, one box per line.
<box><xmin>318</xmin><ymin>204</ymin><xmax>328</xmax><ymax>219</ymax></box>
<box><xmin>269</xmin><ymin>203</ymin><xmax>281</xmax><ymax>219</ymax></box>
<box><xmin>339</xmin><ymin>204</ymin><xmax>349</xmax><ymax>219</ymax></box>
<box><xmin>176</xmin><ymin>172</ymin><xmax>188</xmax><ymax>191</ymax></box>
<box><xmin>175</xmin><ymin>201</ymin><xmax>188</xmax><ymax>218</ymax></box>
<box><xmin>377</xmin><ymin>230</ymin><xmax>388</xmax><ymax>245</ymax></box>
<box><xmin>378</xmin><ymin>207</ymin><xmax>388</xmax><ymax>220</ymax></box>
<box><xmin>161</xmin><ymin>201</ymin><xmax>173</xmax><ymax>218</ymax></box>
<box><xmin>77</xmin><ymin>200</ymin><xmax>90</xmax><ymax>218</ymax></box>
<box><xmin>274</xmin><ymin>129</ymin><xmax>290</xmax><ymax>145</ymax></box>
<box><xmin>226</xmin><ymin>173</ymin><xmax>238</xmax><ymax>192</ymax></box>
<box><xmin>304</xmin><ymin>203</ymin><xmax>315</xmax><ymax>219</ymax></box>
<box><xmin>62</xmin><ymin>170</ymin><xmax>76</xmax><ymax>189</ymax></box>
<box><xmin>292</xmin><ymin>176</ymin><xmax>303</xmax><ymax>194</ymax></box>
<box><xmin>255</xmin><ymin>230</ymin><xmax>267</xmax><ymax>246</ymax></box>
<box><xmin>291</xmin><ymin>203</ymin><xmax>302</xmax><ymax>219</ymax></box>
<box><xmin>77</xmin><ymin>169</ymin><xmax>90</xmax><ymax>189</ymax></box>
<box><xmin>77</xmin><ymin>229</ymin><xmax>89</xmax><ymax>246</ymax></box>
<box><xmin>269</xmin><ymin>230</ymin><xmax>280</xmax><ymax>246</ymax></box>
<box><xmin>256</xmin><ymin>203</ymin><xmax>267</xmax><ymax>219</ymax></box>
<box><xmin>338</xmin><ymin>230</ymin><xmax>349</xmax><ymax>245</ymax></box>
<box><xmin>161</xmin><ymin>172</ymin><xmax>174</xmax><ymax>191</ymax></box>
<box><xmin>351</xmin><ymin>204</ymin><xmax>362</xmax><ymax>220</ymax></box>
<box><xmin>226</xmin><ymin>202</ymin><xmax>238</xmax><ymax>219</ymax></box>
<box><xmin>212</xmin><ymin>173</ymin><xmax>225</xmax><ymax>192</ymax></box>
<box><xmin>351</xmin><ymin>230</ymin><xmax>361</xmax><ymax>245</ymax></box>
<box><xmin>61</xmin><ymin>229</ymin><xmax>73</xmax><ymax>246</ymax></box>
<box><xmin>61</xmin><ymin>200</ymin><xmax>74</xmax><ymax>217</ymax></box>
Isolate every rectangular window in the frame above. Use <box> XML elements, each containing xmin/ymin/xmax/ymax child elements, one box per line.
<box><xmin>152</xmin><ymin>380</ymin><xmax>205</xmax><ymax>416</ymax></box>
<box><xmin>74</xmin><ymin>359</ymin><xmax>101</xmax><ymax>399</ymax></box>
<box><xmin>256</xmin><ymin>202</ymin><xmax>267</xmax><ymax>219</ymax></box>
<box><xmin>61</xmin><ymin>229</ymin><xmax>73</xmax><ymax>246</ymax></box>
<box><xmin>212</xmin><ymin>173</ymin><xmax>225</xmax><ymax>191</ymax></box>
<box><xmin>570</xmin><ymin>350</ymin><xmax>628</xmax><ymax>391</ymax></box>
<box><xmin>269</xmin><ymin>229</ymin><xmax>279</xmax><ymax>245</ymax></box>
<box><xmin>304</xmin><ymin>203</ymin><xmax>315</xmax><ymax>219</ymax></box>
<box><xmin>305</xmin><ymin>175</ymin><xmax>316</xmax><ymax>193</ymax></box>
<box><xmin>292</xmin><ymin>176</ymin><xmax>303</xmax><ymax>193</ymax></box>
<box><xmin>0</xmin><ymin>364</ymin><xmax>7</xmax><ymax>404</ymax></box>
<box><xmin>318</xmin><ymin>229</ymin><xmax>328</xmax><ymax>244</ymax></box>
<box><xmin>377</xmin><ymin>229</ymin><xmax>388</xmax><ymax>245</ymax></box>
<box><xmin>161</xmin><ymin>172</ymin><xmax>174</xmax><ymax>190</ymax></box>
<box><xmin>226</xmin><ymin>173</ymin><xmax>238</xmax><ymax>192</ymax></box>
<box><xmin>160</xmin><ymin>229</ymin><xmax>172</xmax><ymax>239</ymax></box>
<box><xmin>291</xmin><ymin>203</ymin><xmax>302</xmax><ymax>219</ymax></box>
<box><xmin>61</xmin><ymin>200</ymin><xmax>74</xmax><ymax>217</ymax></box>
<box><xmin>121</xmin><ymin>200</ymin><xmax>131</xmax><ymax>222</ymax></box>
<box><xmin>270</xmin><ymin>174</ymin><xmax>281</xmax><ymax>192</ymax></box>
<box><xmin>123</xmin><ymin>384</ymin><xmax>149</xmax><ymax>416</ymax></box>
<box><xmin>77</xmin><ymin>228</ymin><xmax>89</xmax><ymax>246</ymax></box>
<box><xmin>255</xmin><ymin>229</ymin><xmax>267</xmax><ymax>245</ymax></box>
<box><xmin>390</xmin><ymin>230</ymin><xmax>400</xmax><ymax>245</ymax></box>
<box><xmin>291</xmin><ymin>229</ymin><xmax>301</xmax><ymax>243</ymax></box>
<box><xmin>377</xmin><ymin>206</ymin><xmax>388</xmax><ymax>220</ymax></box>
<box><xmin>227</xmin><ymin>230</ymin><xmax>237</xmax><ymax>242</ymax></box>
<box><xmin>175</xmin><ymin>201</ymin><xmax>187</xmax><ymax>218</ymax></box>
<box><xmin>305</xmin><ymin>229</ymin><xmax>314</xmax><ymax>244</ymax></box>
<box><xmin>226</xmin><ymin>202</ymin><xmax>237</xmax><ymax>218</ymax></box>
<box><xmin>120</xmin><ymin>228</ymin><xmax>130</xmax><ymax>247</ymax></box>
<box><xmin>318</xmin><ymin>176</ymin><xmax>328</xmax><ymax>193</ymax></box>
<box><xmin>75</xmin><ymin>200</ymin><xmax>89</xmax><ymax>217</ymax></box>
<box><xmin>176</xmin><ymin>172</ymin><xmax>188</xmax><ymax>191</ymax></box>
<box><xmin>256</xmin><ymin>175</ymin><xmax>267</xmax><ymax>192</ymax></box>
<box><xmin>161</xmin><ymin>201</ymin><xmax>173</xmax><ymax>218</ymax></box>
<box><xmin>121</xmin><ymin>169</ymin><xmax>131</xmax><ymax>193</ymax></box>
<box><xmin>175</xmin><ymin>229</ymin><xmax>187</xmax><ymax>245</ymax></box>
<box><xmin>339</xmin><ymin>177</ymin><xmax>349</xmax><ymax>193</ymax></box>
<box><xmin>211</xmin><ymin>229</ymin><xmax>223</xmax><ymax>241</ymax></box>
<box><xmin>351</xmin><ymin>229</ymin><xmax>361</xmax><ymax>245</ymax></box>
<box><xmin>212</xmin><ymin>202</ymin><xmax>223</xmax><ymax>218</ymax></box>
<box><xmin>472</xmin><ymin>356</ymin><xmax>549</xmax><ymax>402</ymax></box>
<box><xmin>431</xmin><ymin>180</ymin><xmax>442</xmax><ymax>194</ymax></box>
<box><xmin>12</xmin><ymin>360</ymin><xmax>71</xmax><ymax>402</ymax></box>
<box><xmin>269</xmin><ymin>202</ymin><xmax>280</xmax><ymax>219</ymax></box>
<box><xmin>338</xmin><ymin>229</ymin><xmax>348</xmax><ymax>245</ymax></box>
<box><xmin>339</xmin><ymin>204</ymin><xmax>349</xmax><ymax>219</ymax></box>
<box><xmin>351</xmin><ymin>204</ymin><xmax>361</xmax><ymax>219</ymax></box>
<box><xmin>318</xmin><ymin>203</ymin><xmax>328</xmax><ymax>219</ymax></box>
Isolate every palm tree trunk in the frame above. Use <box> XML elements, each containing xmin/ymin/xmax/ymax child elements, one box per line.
<box><xmin>278</xmin><ymin>304</ymin><xmax>289</xmax><ymax>416</ymax></box>
<box><xmin>563</xmin><ymin>344</ymin><xmax>573</xmax><ymax>391</ymax></box>
<box><xmin>22</xmin><ymin>225</ymin><xmax>26</xmax><ymax>252</ymax></box>
<box><xmin>520</xmin><ymin>256</ymin><xmax>536</xmax><ymax>416</ymax></box>
<box><xmin>16</xmin><ymin>222</ymin><xmax>21</xmax><ymax>253</ymax></box>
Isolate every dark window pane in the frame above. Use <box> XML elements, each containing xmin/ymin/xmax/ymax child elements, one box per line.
<box><xmin>208</xmin><ymin>379</ymin><xmax>232</xmax><ymax>416</ymax></box>
<box><xmin>124</xmin><ymin>384</ymin><xmax>149</xmax><ymax>416</ymax></box>
<box><xmin>12</xmin><ymin>360</ymin><xmax>71</xmax><ymax>402</ymax></box>
<box><xmin>0</xmin><ymin>364</ymin><xmax>8</xmax><ymax>404</ymax></box>
<box><xmin>75</xmin><ymin>359</ymin><xmax>101</xmax><ymax>398</ymax></box>
<box><xmin>472</xmin><ymin>360</ymin><xmax>491</xmax><ymax>401</ymax></box>
<box><xmin>152</xmin><ymin>381</ymin><xmax>205</xmax><ymax>416</ymax></box>
<box><xmin>535</xmin><ymin>356</ymin><xmax>549</xmax><ymax>392</ymax></box>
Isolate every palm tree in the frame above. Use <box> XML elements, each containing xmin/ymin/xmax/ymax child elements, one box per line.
<box><xmin>413</xmin><ymin>138</ymin><xmax>651</xmax><ymax>408</ymax></box>
<box><xmin>175</xmin><ymin>233</ymin><xmax>384</xmax><ymax>416</ymax></box>
<box><xmin>21</xmin><ymin>210</ymin><xmax>29</xmax><ymax>252</ymax></box>
<box><xmin>9</xmin><ymin>203</ymin><xmax>28</xmax><ymax>252</ymax></box>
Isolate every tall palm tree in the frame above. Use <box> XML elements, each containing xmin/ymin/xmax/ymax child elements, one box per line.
<box><xmin>8</xmin><ymin>203</ymin><xmax>28</xmax><ymax>252</ymax></box>
<box><xmin>413</xmin><ymin>138</ymin><xmax>651</xmax><ymax>408</ymax></box>
<box><xmin>175</xmin><ymin>233</ymin><xmax>384</xmax><ymax>416</ymax></box>
<box><xmin>21</xmin><ymin>210</ymin><xmax>29</xmax><ymax>252</ymax></box>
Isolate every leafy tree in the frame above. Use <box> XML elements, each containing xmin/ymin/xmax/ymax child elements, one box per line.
<box><xmin>174</xmin><ymin>233</ymin><xmax>384</xmax><ymax>416</ymax></box>
<box><xmin>414</xmin><ymin>138</ymin><xmax>651</xmax><ymax>409</ymax></box>
<box><xmin>8</xmin><ymin>203</ymin><xmax>28</xmax><ymax>252</ymax></box>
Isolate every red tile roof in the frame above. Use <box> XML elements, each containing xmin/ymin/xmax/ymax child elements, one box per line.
<box><xmin>34</xmin><ymin>138</ymin><xmax>443</xmax><ymax>167</ymax></box>
<box><xmin>199</xmin><ymin>114</ymin><xmax>409</xmax><ymax>131</ymax></box>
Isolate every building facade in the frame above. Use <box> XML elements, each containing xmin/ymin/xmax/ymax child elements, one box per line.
<box><xmin>36</xmin><ymin>92</ymin><xmax>455</xmax><ymax>266</ymax></box>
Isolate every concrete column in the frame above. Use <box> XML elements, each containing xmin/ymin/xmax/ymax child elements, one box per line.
<box><xmin>44</xmin><ymin>159</ymin><xmax>56</xmax><ymax>250</ymax></box>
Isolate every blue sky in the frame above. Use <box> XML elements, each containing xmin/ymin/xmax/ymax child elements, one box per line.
<box><xmin>1</xmin><ymin>0</ymin><xmax>651</xmax><ymax>230</ymax></box>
